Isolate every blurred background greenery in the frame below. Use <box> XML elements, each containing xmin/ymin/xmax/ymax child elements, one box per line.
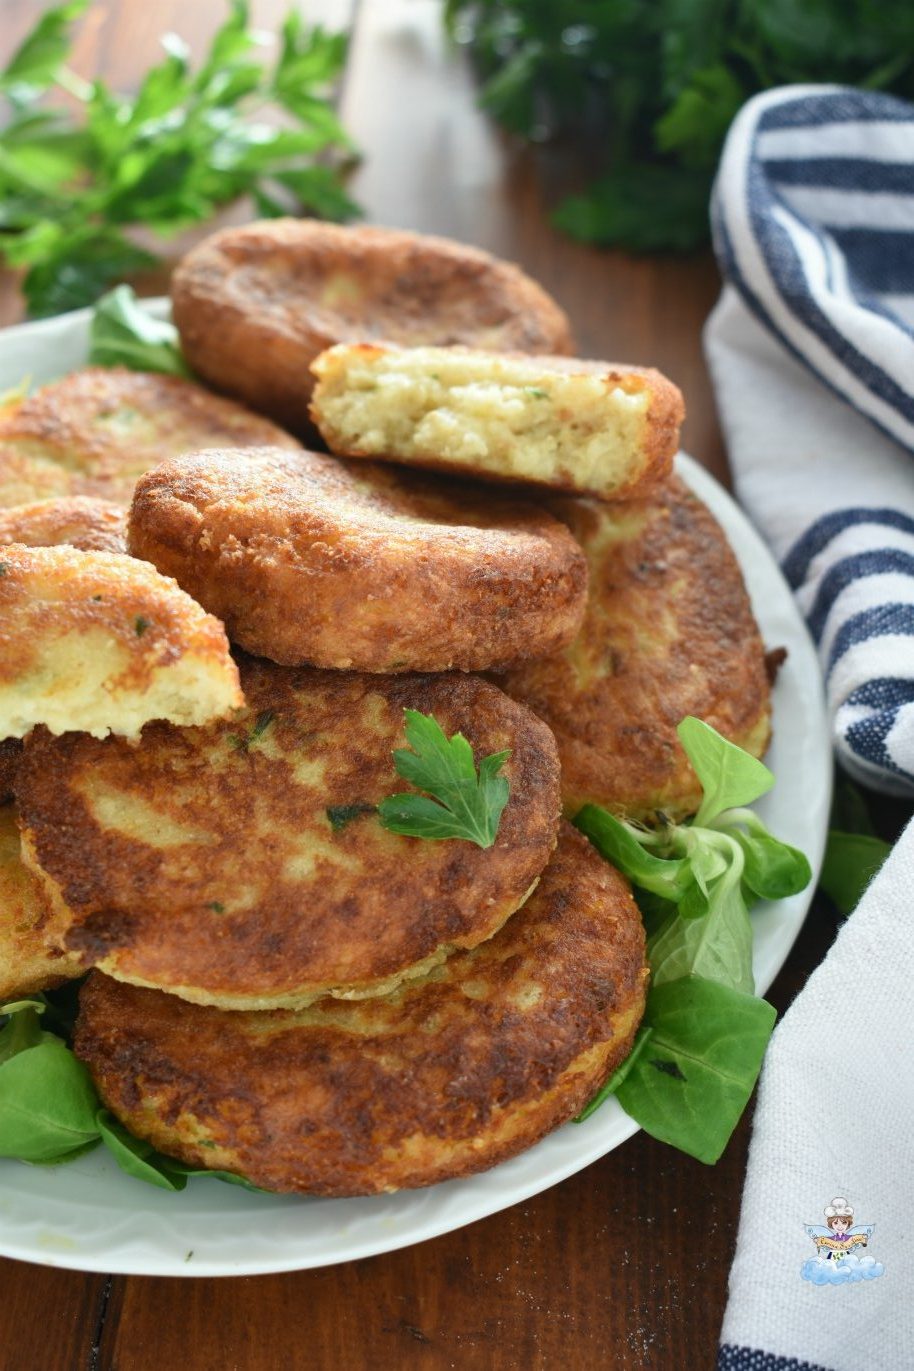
<box><xmin>447</xmin><ymin>0</ymin><xmax>914</xmax><ymax>250</ymax></box>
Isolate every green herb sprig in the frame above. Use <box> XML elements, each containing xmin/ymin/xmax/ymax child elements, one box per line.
<box><xmin>378</xmin><ymin>709</ymin><xmax>511</xmax><ymax>849</ymax></box>
<box><xmin>574</xmin><ymin>717</ymin><xmax>811</xmax><ymax>1163</ymax></box>
<box><xmin>447</xmin><ymin>1</ymin><xmax>914</xmax><ymax>252</ymax></box>
<box><xmin>0</xmin><ymin>996</ymin><xmax>266</xmax><ymax>1191</ymax></box>
<box><xmin>0</xmin><ymin>0</ymin><xmax>359</xmax><ymax>318</ymax></box>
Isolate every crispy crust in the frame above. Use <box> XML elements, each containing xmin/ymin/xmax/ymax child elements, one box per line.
<box><xmin>0</xmin><ymin>497</ymin><xmax>127</xmax><ymax>553</ymax></box>
<box><xmin>0</xmin><ymin>806</ymin><xmax>81</xmax><ymax>1000</ymax></box>
<box><xmin>310</xmin><ymin>344</ymin><xmax>684</xmax><ymax>501</ymax></box>
<box><xmin>18</xmin><ymin>661</ymin><xmax>561</xmax><ymax>1008</ymax></box>
<box><xmin>170</xmin><ymin>219</ymin><xmax>575</xmax><ymax>432</ymax></box>
<box><xmin>498</xmin><ymin>476</ymin><xmax>772</xmax><ymax>821</ymax></box>
<box><xmin>127</xmin><ymin>447</ymin><xmax>588</xmax><ymax>672</ymax></box>
<box><xmin>0</xmin><ymin>368</ymin><xmax>299</xmax><ymax>509</ymax></box>
<box><xmin>0</xmin><ymin>544</ymin><xmax>243</xmax><ymax>740</ymax></box>
<box><xmin>74</xmin><ymin>825</ymin><xmax>647</xmax><ymax>1195</ymax></box>
<box><xmin>0</xmin><ymin>738</ymin><xmax>21</xmax><ymax>804</ymax></box>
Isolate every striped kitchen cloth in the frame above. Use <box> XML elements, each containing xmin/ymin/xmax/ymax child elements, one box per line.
<box><xmin>705</xmin><ymin>85</ymin><xmax>914</xmax><ymax>796</ymax></box>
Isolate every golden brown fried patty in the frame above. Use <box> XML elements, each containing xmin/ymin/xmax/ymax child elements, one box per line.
<box><xmin>0</xmin><ymin>367</ymin><xmax>299</xmax><ymax>509</ymax></box>
<box><xmin>171</xmin><ymin>219</ymin><xmax>575</xmax><ymax>432</ymax></box>
<box><xmin>128</xmin><ymin>447</ymin><xmax>588</xmax><ymax>672</ymax></box>
<box><xmin>0</xmin><ymin>545</ymin><xmax>243</xmax><ymax>740</ymax></box>
<box><xmin>74</xmin><ymin>825</ymin><xmax>646</xmax><ymax>1195</ymax></box>
<box><xmin>0</xmin><ymin>738</ymin><xmax>20</xmax><ymax>804</ymax></box>
<box><xmin>0</xmin><ymin>806</ymin><xmax>81</xmax><ymax>1000</ymax></box>
<box><xmin>499</xmin><ymin>476</ymin><xmax>771</xmax><ymax>820</ymax></box>
<box><xmin>0</xmin><ymin>497</ymin><xmax>126</xmax><ymax>553</ymax></box>
<box><xmin>18</xmin><ymin>661</ymin><xmax>561</xmax><ymax>1010</ymax></box>
<box><xmin>311</xmin><ymin>344</ymin><xmax>683</xmax><ymax>501</ymax></box>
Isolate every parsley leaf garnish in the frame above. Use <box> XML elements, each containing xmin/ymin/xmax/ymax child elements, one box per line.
<box><xmin>134</xmin><ymin>616</ymin><xmax>149</xmax><ymax>636</ymax></box>
<box><xmin>378</xmin><ymin>710</ymin><xmax>510</xmax><ymax>849</ymax></box>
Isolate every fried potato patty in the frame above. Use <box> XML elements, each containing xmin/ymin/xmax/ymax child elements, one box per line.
<box><xmin>74</xmin><ymin>825</ymin><xmax>646</xmax><ymax>1195</ymax></box>
<box><xmin>0</xmin><ymin>545</ymin><xmax>243</xmax><ymax>741</ymax></box>
<box><xmin>0</xmin><ymin>367</ymin><xmax>299</xmax><ymax>509</ymax></box>
<box><xmin>128</xmin><ymin>447</ymin><xmax>588</xmax><ymax>672</ymax></box>
<box><xmin>499</xmin><ymin>477</ymin><xmax>771</xmax><ymax>820</ymax></box>
<box><xmin>171</xmin><ymin>219</ymin><xmax>575</xmax><ymax>431</ymax></box>
<box><xmin>0</xmin><ymin>807</ymin><xmax>81</xmax><ymax>1000</ymax></box>
<box><xmin>311</xmin><ymin>344</ymin><xmax>684</xmax><ymax>501</ymax></box>
<box><xmin>18</xmin><ymin>662</ymin><xmax>561</xmax><ymax>1009</ymax></box>
<box><xmin>0</xmin><ymin>497</ymin><xmax>126</xmax><ymax>553</ymax></box>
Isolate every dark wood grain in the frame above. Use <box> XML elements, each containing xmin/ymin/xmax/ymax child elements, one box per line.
<box><xmin>0</xmin><ymin>3</ymin><xmax>871</xmax><ymax>1370</ymax></box>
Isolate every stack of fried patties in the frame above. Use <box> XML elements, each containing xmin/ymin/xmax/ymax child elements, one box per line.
<box><xmin>2</xmin><ymin>221</ymin><xmax>772</xmax><ymax>1196</ymax></box>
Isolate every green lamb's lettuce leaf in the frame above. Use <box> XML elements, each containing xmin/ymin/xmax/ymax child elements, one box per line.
<box><xmin>678</xmin><ymin>717</ymin><xmax>774</xmax><ymax>826</ymax></box>
<box><xmin>647</xmin><ymin>867</ymin><xmax>754</xmax><ymax>995</ymax></box>
<box><xmin>574</xmin><ymin>1026</ymin><xmax>653</xmax><ymax>1123</ymax></box>
<box><xmin>573</xmin><ymin>805</ymin><xmax>692</xmax><ymax>902</ymax></box>
<box><xmin>819</xmin><ymin>830</ymin><xmax>890</xmax><ymax>916</ymax></box>
<box><xmin>0</xmin><ymin>999</ymin><xmax>265</xmax><ymax>1189</ymax></box>
<box><xmin>378</xmin><ymin>710</ymin><xmax>511</xmax><ymax>848</ymax></box>
<box><xmin>720</xmin><ymin>811</ymin><xmax>813</xmax><ymax>901</ymax></box>
<box><xmin>96</xmin><ymin>1110</ymin><xmax>188</xmax><ymax>1190</ymax></box>
<box><xmin>0</xmin><ymin>1001</ymin><xmax>48</xmax><ymax>1065</ymax></box>
<box><xmin>615</xmin><ymin>977</ymin><xmax>776</xmax><ymax>1165</ymax></box>
<box><xmin>0</xmin><ymin>1031</ymin><xmax>101</xmax><ymax>1163</ymax></box>
<box><xmin>574</xmin><ymin>716</ymin><xmax>811</xmax><ymax>1162</ymax></box>
<box><xmin>98</xmin><ymin>1111</ymin><xmax>268</xmax><ymax>1192</ymax></box>
<box><xmin>89</xmin><ymin>285</ymin><xmax>191</xmax><ymax>376</ymax></box>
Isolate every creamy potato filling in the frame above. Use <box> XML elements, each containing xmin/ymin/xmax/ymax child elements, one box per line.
<box><xmin>317</xmin><ymin>350</ymin><xmax>651</xmax><ymax>493</ymax></box>
<box><xmin>0</xmin><ymin>627</ymin><xmax>239</xmax><ymax>740</ymax></box>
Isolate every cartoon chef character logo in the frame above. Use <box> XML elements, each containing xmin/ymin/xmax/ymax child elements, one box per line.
<box><xmin>802</xmin><ymin>1197</ymin><xmax>885</xmax><ymax>1285</ymax></box>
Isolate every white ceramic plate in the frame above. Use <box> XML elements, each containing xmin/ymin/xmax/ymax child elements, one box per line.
<box><xmin>0</xmin><ymin>302</ymin><xmax>832</xmax><ymax>1276</ymax></box>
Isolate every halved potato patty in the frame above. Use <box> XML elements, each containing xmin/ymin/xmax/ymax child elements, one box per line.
<box><xmin>74</xmin><ymin>825</ymin><xmax>646</xmax><ymax>1195</ymax></box>
<box><xmin>128</xmin><ymin>447</ymin><xmax>588</xmax><ymax>672</ymax></box>
<box><xmin>0</xmin><ymin>806</ymin><xmax>81</xmax><ymax>1000</ymax></box>
<box><xmin>0</xmin><ymin>545</ymin><xmax>243</xmax><ymax>741</ymax></box>
<box><xmin>498</xmin><ymin>476</ymin><xmax>771</xmax><ymax>821</ymax></box>
<box><xmin>311</xmin><ymin>344</ymin><xmax>684</xmax><ymax>501</ymax></box>
<box><xmin>0</xmin><ymin>367</ymin><xmax>299</xmax><ymax>509</ymax></box>
<box><xmin>0</xmin><ymin>497</ymin><xmax>126</xmax><ymax>553</ymax></box>
<box><xmin>18</xmin><ymin>662</ymin><xmax>561</xmax><ymax>1010</ymax></box>
<box><xmin>170</xmin><ymin>219</ymin><xmax>575</xmax><ymax>431</ymax></box>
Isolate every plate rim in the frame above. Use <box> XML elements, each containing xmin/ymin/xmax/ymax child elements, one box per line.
<box><xmin>0</xmin><ymin>302</ymin><xmax>832</xmax><ymax>1276</ymax></box>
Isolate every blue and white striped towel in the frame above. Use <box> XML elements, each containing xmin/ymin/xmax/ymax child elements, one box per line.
<box><xmin>706</xmin><ymin>85</ymin><xmax>914</xmax><ymax>796</ymax></box>
<box><xmin>707</xmin><ymin>86</ymin><xmax>914</xmax><ymax>1371</ymax></box>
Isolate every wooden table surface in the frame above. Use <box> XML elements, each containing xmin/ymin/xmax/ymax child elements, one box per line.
<box><xmin>0</xmin><ymin>4</ymin><xmax>906</xmax><ymax>1370</ymax></box>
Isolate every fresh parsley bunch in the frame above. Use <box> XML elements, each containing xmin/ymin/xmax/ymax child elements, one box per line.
<box><xmin>574</xmin><ymin>717</ymin><xmax>812</xmax><ymax>1162</ymax></box>
<box><xmin>446</xmin><ymin>0</ymin><xmax>914</xmax><ymax>252</ymax></box>
<box><xmin>0</xmin><ymin>0</ymin><xmax>359</xmax><ymax>318</ymax></box>
<box><xmin>378</xmin><ymin>709</ymin><xmax>511</xmax><ymax>849</ymax></box>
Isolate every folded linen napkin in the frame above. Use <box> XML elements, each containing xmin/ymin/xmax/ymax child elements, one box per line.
<box><xmin>705</xmin><ymin>85</ymin><xmax>914</xmax><ymax>796</ymax></box>
<box><xmin>707</xmin><ymin>85</ymin><xmax>914</xmax><ymax>1371</ymax></box>
<box><xmin>716</xmin><ymin>815</ymin><xmax>913</xmax><ymax>1371</ymax></box>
